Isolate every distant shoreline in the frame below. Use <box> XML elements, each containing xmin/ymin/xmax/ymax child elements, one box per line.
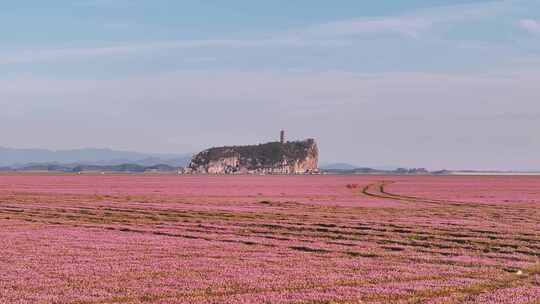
<box><xmin>447</xmin><ymin>171</ymin><xmax>540</xmax><ymax>176</ymax></box>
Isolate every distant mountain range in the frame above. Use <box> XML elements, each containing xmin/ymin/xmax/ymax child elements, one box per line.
<box><xmin>0</xmin><ymin>147</ymin><xmax>192</xmax><ymax>168</ymax></box>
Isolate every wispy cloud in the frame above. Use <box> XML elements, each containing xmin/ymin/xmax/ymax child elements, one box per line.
<box><xmin>301</xmin><ymin>17</ymin><xmax>433</xmax><ymax>38</ymax></box>
<box><xmin>73</xmin><ymin>0</ymin><xmax>137</xmax><ymax>7</ymax></box>
<box><xmin>300</xmin><ymin>1</ymin><xmax>508</xmax><ymax>39</ymax></box>
<box><xmin>519</xmin><ymin>19</ymin><xmax>540</xmax><ymax>34</ymax></box>
<box><xmin>0</xmin><ymin>38</ymin><xmax>348</xmax><ymax>66</ymax></box>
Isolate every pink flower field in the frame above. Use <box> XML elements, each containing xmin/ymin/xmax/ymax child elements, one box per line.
<box><xmin>0</xmin><ymin>174</ymin><xmax>539</xmax><ymax>303</ymax></box>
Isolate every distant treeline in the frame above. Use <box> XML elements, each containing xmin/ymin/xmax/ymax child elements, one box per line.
<box><xmin>323</xmin><ymin>167</ymin><xmax>445</xmax><ymax>175</ymax></box>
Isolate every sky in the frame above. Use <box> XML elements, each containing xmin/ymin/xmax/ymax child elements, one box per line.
<box><xmin>2</xmin><ymin>0</ymin><xmax>540</xmax><ymax>170</ymax></box>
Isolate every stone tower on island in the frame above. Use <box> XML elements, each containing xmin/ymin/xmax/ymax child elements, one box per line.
<box><xmin>186</xmin><ymin>131</ymin><xmax>319</xmax><ymax>174</ymax></box>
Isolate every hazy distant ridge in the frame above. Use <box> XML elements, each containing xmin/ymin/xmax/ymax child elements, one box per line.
<box><xmin>0</xmin><ymin>147</ymin><xmax>191</xmax><ymax>167</ymax></box>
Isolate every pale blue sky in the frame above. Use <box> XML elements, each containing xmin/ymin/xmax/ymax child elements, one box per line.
<box><xmin>2</xmin><ymin>0</ymin><xmax>540</xmax><ymax>170</ymax></box>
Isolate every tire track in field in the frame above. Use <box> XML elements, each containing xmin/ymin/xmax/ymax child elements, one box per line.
<box><xmin>362</xmin><ymin>181</ymin><xmax>448</xmax><ymax>206</ymax></box>
<box><xmin>362</xmin><ymin>181</ymin><xmax>533</xmax><ymax>209</ymax></box>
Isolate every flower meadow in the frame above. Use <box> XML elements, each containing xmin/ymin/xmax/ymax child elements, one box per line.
<box><xmin>0</xmin><ymin>174</ymin><xmax>539</xmax><ymax>303</ymax></box>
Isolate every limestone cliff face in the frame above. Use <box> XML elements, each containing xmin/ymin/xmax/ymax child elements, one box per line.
<box><xmin>186</xmin><ymin>139</ymin><xmax>319</xmax><ymax>174</ymax></box>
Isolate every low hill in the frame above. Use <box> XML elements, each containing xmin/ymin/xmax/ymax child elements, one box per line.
<box><xmin>320</xmin><ymin>163</ymin><xmax>358</xmax><ymax>170</ymax></box>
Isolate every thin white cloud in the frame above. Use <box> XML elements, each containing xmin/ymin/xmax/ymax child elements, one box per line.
<box><xmin>0</xmin><ymin>38</ymin><xmax>349</xmax><ymax>65</ymax></box>
<box><xmin>300</xmin><ymin>1</ymin><xmax>509</xmax><ymax>39</ymax></box>
<box><xmin>519</xmin><ymin>19</ymin><xmax>540</xmax><ymax>34</ymax></box>
<box><xmin>301</xmin><ymin>17</ymin><xmax>433</xmax><ymax>38</ymax></box>
<box><xmin>73</xmin><ymin>0</ymin><xmax>137</xmax><ymax>7</ymax></box>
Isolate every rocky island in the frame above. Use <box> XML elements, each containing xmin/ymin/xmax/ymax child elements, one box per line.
<box><xmin>185</xmin><ymin>132</ymin><xmax>319</xmax><ymax>174</ymax></box>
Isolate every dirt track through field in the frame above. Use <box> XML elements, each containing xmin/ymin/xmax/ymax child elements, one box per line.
<box><xmin>362</xmin><ymin>180</ymin><xmax>497</xmax><ymax>206</ymax></box>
